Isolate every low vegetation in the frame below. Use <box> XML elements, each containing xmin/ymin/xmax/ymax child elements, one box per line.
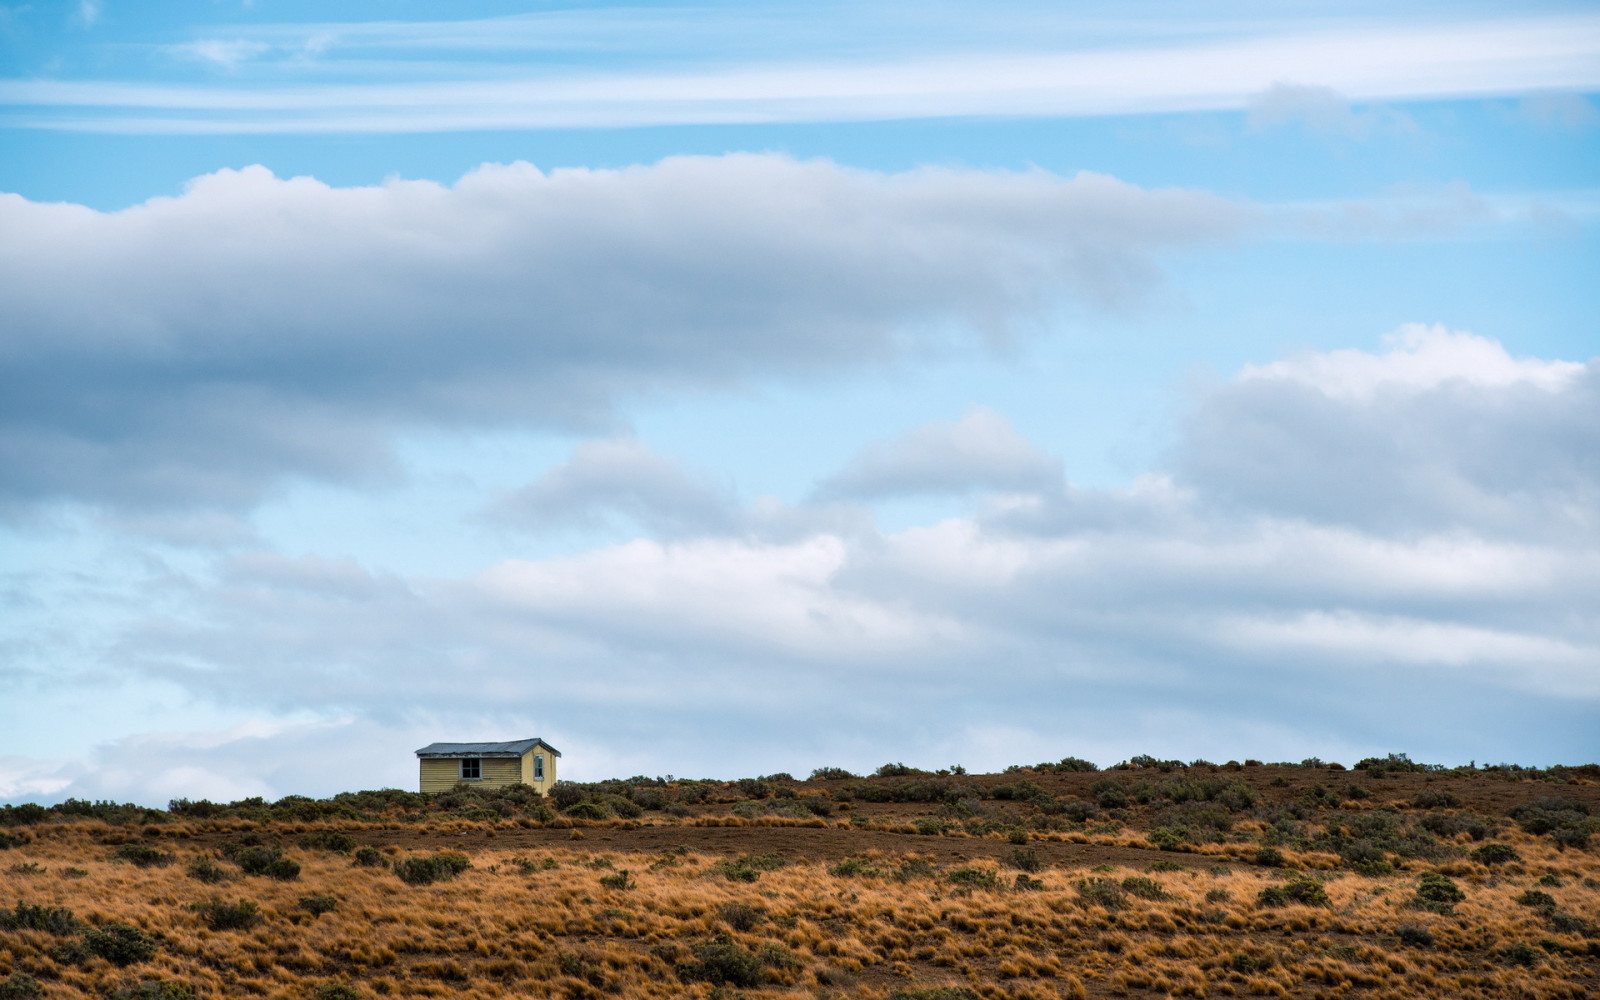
<box><xmin>0</xmin><ymin>756</ymin><xmax>1596</xmax><ymax>997</ymax></box>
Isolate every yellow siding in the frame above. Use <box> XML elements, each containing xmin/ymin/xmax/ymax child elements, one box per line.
<box><xmin>419</xmin><ymin>745</ymin><xmax>558</xmax><ymax>795</ymax></box>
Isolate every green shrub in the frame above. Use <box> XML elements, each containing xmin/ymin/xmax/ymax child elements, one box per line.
<box><xmin>191</xmin><ymin>899</ymin><xmax>260</xmax><ymax>931</ymax></box>
<box><xmin>186</xmin><ymin>857</ymin><xmax>230</xmax><ymax>884</ymax></box>
<box><xmin>0</xmin><ymin>831</ymin><xmax>29</xmax><ymax>850</ymax></box>
<box><xmin>394</xmin><ymin>852</ymin><xmax>471</xmax><ymax>886</ymax></box>
<box><xmin>886</xmin><ymin>989</ymin><xmax>980</xmax><ymax>1000</ymax></box>
<box><xmin>1253</xmin><ymin>847</ymin><xmax>1286</xmax><ymax>868</ymax></box>
<box><xmin>1013</xmin><ymin>874</ymin><xmax>1044</xmax><ymax>891</ymax></box>
<box><xmin>352</xmin><ymin>847</ymin><xmax>388</xmax><ymax>868</ymax></box>
<box><xmin>85</xmin><ymin>923</ymin><xmax>159</xmax><ymax>966</ymax></box>
<box><xmin>563</xmin><ymin>801</ymin><xmax>609</xmax><ymax>821</ymax></box>
<box><xmin>1500</xmin><ymin>942</ymin><xmax>1541</xmax><ymax>967</ymax></box>
<box><xmin>1258</xmin><ymin>876</ymin><xmax>1330</xmax><ymax>908</ymax></box>
<box><xmin>808</xmin><ymin>767</ymin><xmax>857</xmax><ymax>780</ymax></box>
<box><xmin>300</xmin><ymin>832</ymin><xmax>357</xmax><ymax>853</ymax></box>
<box><xmin>675</xmin><ymin>936</ymin><xmax>764</xmax><ymax>987</ymax></box>
<box><xmin>1412</xmin><ymin>872</ymin><xmax>1465</xmax><ymax>912</ymax></box>
<box><xmin>0</xmin><ymin>974</ymin><xmax>43</xmax><ymax>1000</ymax></box>
<box><xmin>1121</xmin><ymin>876</ymin><xmax>1167</xmax><ymax>900</ymax></box>
<box><xmin>1006</xmin><ymin>846</ymin><xmax>1042</xmax><ymax>873</ymax></box>
<box><xmin>227</xmin><ymin>844</ymin><xmax>299</xmax><ymax>879</ymax></box>
<box><xmin>1074</xmin><ymin>877</ymin><xmax>1126</xmax><ymax>910</ymax></box>
<box><xmin>1397</xmin><ymin>924</ymin><xmax>1434</xmax><ymax>947</ymax></box>
<box><xmin>1515</xmin><ymin>889</ymin><xmax>1556</xmax><ymax>909</ymax></box>
<box><xmin>111</xmin><ymin>844</ymin><xmax>174</xmax><ymax>869</ymax></box>
<box><xmin>1145</xmin><ymin>860</ymin><xmax>1187</xmax><ymax>873</ymax></box>
<box><xmin>829</xmin><ymin>857</ymin><xmax>880</xmax><ymax>877</ymax></box>
<box><xmin>1148</xmin><ymin>827</ymin><xmax>1186</xmax><ymax>851</ymax></box>
<box><xmin>716</xmin><ymin>902</ymin><xmax>762</xmax><ymax>932</ymax></box>
<box><xmin>0</xmin><ymin>902</ymin><xmax>79</xmax><ymax>934</ymax></box>
<box><xmin>312</xmin><ymin>985</ymin><xmax>363</xmax><ymax>1000</ymax></box>
<box><xmin>597</xmin><ymin>869</ymin><xmax>635</xmax><ymax>890</ymax></box>
<box><xmin>711</xmin><ymin>853</ymin><xmax>786</xmax><ymax>883</ymax></box>
<box><xmin>298</xmin><ymin>895</ymin><xmax>337</xmax><ymax>916</ymax></box>
<box><xmin>947</xmin><ymin>868</ymin><xmax>999</xmax><ymax>889</ymax></box>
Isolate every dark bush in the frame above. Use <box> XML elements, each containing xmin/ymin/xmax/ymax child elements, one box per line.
<box><xmin>886</xmin><ymin>989</ymin><xmax>980</xmax><ymax>1000</ymax></box>
<box><xmin>312</xmin><ymin>986</ymin><xmax>363</xmax><ymax>1000</ymax></box>
<box><xmin>1013</xmin><ymin>874</ymin><xmax>1044</xmax><ymax>891</ymax></box>
<box><xmin>563</xmin><ymin>801</ymin><xmax>609</xmax><ymax>821</ymax></box>
<box><xmin>1253</xmin><ymin>847</ymin><xmax>1286</xmax><ymax>868</ymax></box>
<box><xmin>191</xmin><ymin>899</ymin><xmax>260</xmax><ymax>931</ymax></box>
<box><xmin>829</xmin><ymin>857</ymin><xmax>880</xmax><ymax>877</ymax></box>
<box><xmin>227</xmin><ymin>844</ymin><xmax>300</xmax><ymax>880</ymax></box>
<box><xmin>298</xmin><ymin>895</ymin><xmax>337</xmax><ymax>916</ymax></box>
<box><xmin>717</xmin><ymin>902</ymin><xmax>763</xmax><ymax>932</ymax></box>
<box><xmin>1515</xmin><ymin>889</ymin><xmax>1556</xmax><ymax>909</ymax></box>
<box><xmin>0</xmin><ymin>902</ymin><xmax>79</xmax><ymax>934</ymax></box>
<box><xmin>0</xmin><ymin>831</ymin><xmax>29</xmax><ymax>850</ymax></box>
<box><xmin>1409</xmin><ymin>872</ymin><xmax>1465</xmax><ymax>913</ymax></box>
<box><xmin>1258</xmin><ymin>876</ymin><xmax>1330</xmax><ymax>908</ymax></box>
<box><xmin>0</xmin><ymin>803</ymin><xmax>48</xmax><ymax>826</ymax></box>
<box><xmin>1472</xmin><ymin>843</ymin><xmax>1519</xmax><ymax>865</ymax></box>
<box><xmin>946</xmin><ymin>868</ymin><xmax>999</xmax><ymax>889</ymax></box>
<box><xmin>352</xmin><ymin>847</ymin><xmax>388</xmax><ymax>868</ymax></box>
<box><xmin>676</xmin><ymin>936</ymin><xmax>764</xmax><ymax>987</ymax></box>
<box><xmin>0</xmin><ymin>974</ymin><xmax>43</xmax><ymax>1000</ymax></box>
<box><xmin>1121</xmin><ymin>876</ymin><xmax>1166</xmax><ymax>900</ymax></box>
<box><xmin>1074</xmin><ymin>877</ymin><xmax>1126</xmax><ymax>909</ymax></box>
<box><xmin>394</xmin><ymin>852</ymin><xmax>471</xmax><ymax>886</ymax></box>
<box><xmin>711</xmin><ymin>853</ymin><xmax>786</xmax><ymax>883</ymax></box>
<box><xmin>598</xmin><ymin>869</ymin><xmax>634</xmax><ymax>890</ymax></box>
<box><xmin>85</xmin><ymin>923</ymin><xmax>159</xmax><ymax>966</ymax></box>
<box><xmin>111</xmin><ymin>844</ymin><xmax>174</xmax><ymax>869</ymax></box>
<box><xmin>300</xmin><ymin>832</ymin><xmax>357</xmax><ymax>853</ymax></box>
<box><xmin>1006</xmin><ymin>846</ymin><xmax>1042</xmax><ymax>873</ymax></box>
<box><xmin>1397</xmin><ymin>924</ymin><xmax>1435</xmax><ymax>947</ymax></box>
<box><xmin>1411</xmin><ymin>789</ymin><xmax>1461</xmax><ymax>809</ymax></box>
<box><xmin>1091</xmin><ymin>779</ymin><xmax>1129</xmax><ymax>809</ymax></box>
<box><xmin>1500</xmin><ymin>942</ymin><xmax>1541</xmax><ymax>967</ymax></box>
<box><xmin>186</xmin><ymin>857</ymin><xmax>229</xmax><ymax>884</ymax></box>
<box><xmin>808</xmin><ymin>767</ymin><xmax>857</xmax><ymax>780</ymax></box>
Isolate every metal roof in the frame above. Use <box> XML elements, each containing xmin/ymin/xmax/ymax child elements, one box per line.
<box><xmin>414</xmin><ymin>738</ymin><xmax>561</xmax><ymax>758</ymax></box>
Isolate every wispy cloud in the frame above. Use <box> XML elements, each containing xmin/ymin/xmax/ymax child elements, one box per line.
<box><xmin>5</xmin><ymin>14</ymin><xmax>1599</xmax><ymax>133</ymax></box>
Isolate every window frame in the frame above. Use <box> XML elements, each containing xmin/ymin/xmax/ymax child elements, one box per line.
<box><xmin>533</xmin><ymin>753</ymin><xmax>544</xmax><ymax>781</ymax></box>
<box><xmin>459</xmin><ymin>757</ymin><xmax>482</xmax><ymax>781</ymax></box>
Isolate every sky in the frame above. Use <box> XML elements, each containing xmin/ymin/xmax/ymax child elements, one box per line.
<box><xmin>1</xmin><ymin>0</ymin><xmax>1597</xmax><ymax>806</ymax></box>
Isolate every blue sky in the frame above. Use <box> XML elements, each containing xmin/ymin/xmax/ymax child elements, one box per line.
<box><xmin>1</xmin><ymin>1</ymin><xmax>1597</xmax><ymax>804</ymax></box>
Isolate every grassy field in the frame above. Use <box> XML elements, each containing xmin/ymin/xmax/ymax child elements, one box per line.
<box><xmin>1</xmin><ymin>756</ymin><xmax>1596</xmax><ymax>999</ymax></box>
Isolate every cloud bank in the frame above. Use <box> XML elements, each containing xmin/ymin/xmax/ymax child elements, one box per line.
<box><xmin>0</xmin><ymin>155</ymin><xmax>1241</xmax><ymax>514</ymax></box>
<box><xmin>9</xmin><ymin>327</ymin><xmax>1591</xmax><ymax>803</ymax></box>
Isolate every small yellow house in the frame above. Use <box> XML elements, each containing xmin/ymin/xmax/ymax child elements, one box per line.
<box><xmin>415</xmin><ymin>738</ymin><xmax>560</xmax><ymax>795</ymax></box>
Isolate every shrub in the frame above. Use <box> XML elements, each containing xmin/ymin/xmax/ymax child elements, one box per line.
<box><xmin>1500</xmin><ymin>942</ymin><xmax>1541</xmax><ymax>967</ymax></box>
<box><xmin>716</xmin><ymin>902</ymin><xmax>763</xmax><ymax>932</ymax></box>
<box><xmin>1412</xmin><ymin>872</ymin><xmax>1465</xmax><ymax>911</ymax></box>
<box><xmin>0</xmin><ymin>902</ymin><xmax>80</xmax><ymax>934</ymax></box>
<box><xmin>394</xmin><ymin>852</ymin><xmax>471</xmax><ymax>886</ymax></box>
<box><xmin>191</xmin><ymin>899</ymin><xmax>260</xmax><ymax>931</ymax></box>
<box><xmin>227</xmin><ymin>844</ymin><xmax>299</xmax><ymax>880</ymax></box>
<box><xmin>947</xmin><ymin>867</ymin><xmax>999</xmax><ymax>889</ymax></box>
<box><xmin>1397</xmin><ymin>924</ymin><xmax>1435</xmax><ymax>947</ymax></box>
<box><xmin>1253</xmin><ymin>847</ymin><xmax>1286</xmax><ymax>868</ymax></box>
<box><xmin>1074</xmin><ymin>877</ymin><xmax>1126</xmax><ymax>910</ymax></box>
<box><xmin>85</xmin><ymin>923</ymin><xmax>159</xmax><ymax>966</ymax></box>
<box><xmin>808</xmin><ymin>767</ymin><xmax>857</xmax><ymax>780</ymax></box>
<box><xmin>298</xmin><ymin>894</ymin><xmax>337</xmax><ymax>916</ymax></box>
<box><xmin>352</xmin><ymin>847</ymin><xmax>388</xmax><ymax>868</ymax></box>
<box><xmin>675</xmin><ymin>936</ymin><xmax>764</xmax><ymax>987</ymax></box>
<box><xmin>1471</xmin><ymin>842</ymin><xmax>1519</xmax><ymax>865</ymax></box>
<box><xmin>300</xmin><ymin>832</ymin><xmax>357</xmax><ymax>853</ymax></box>
<box><xmin>0</xmin><ymin>831</ymin><xmax>28</xmax><ymax>850</ymax></box>
<box><xmin>1148</xmin><ymin>827</ymin><xmax>1186</xmax><ymax>851</ymax></box>
<box><xmin>1515</xmin><ymin>889</ymin><xmax>1556</xmax><ymax>909</ymax></box>
<box><xmin>313</xmin><ymin>986</ymin><xmax>363</xmax><ymax>1000</ymax></box>
<box><xmin>111</xmin><ymin>844</ymin><xmax>174</xmax><ymax>869</ymax></box>
<box><xmin>563</xmin><ymin>801</ymin><xmax>609</xmax><ymax>821</ymax></box>
<box><xmin>711</xmin><ymin>853</ymin><xmax>786</xmax><ymax>883</ymax></box>
<box><xmin>829</xmin><ymin>857</ymin><xmax>880</xmax><ymax>877</ymax></box>
<box><xmin>186</xmin><ymin>857</ymin><xmax>230</xmax><ymax>884</ymax></box>
<box><xmin>887</xmin><ymin>989</ymin><xmax>980</xmax><ymax>1000</ymax></box>
<box><xmin>1013</xmin><ymin>874</ymin><xmax>1044</xmax><ymax>891</ymax></box>
<box><xmin>1258</xmin><ymin>876</ymin><xmax>1330</xmax><ymax>908</ymax></box>
<box><xmin>1411</xmin><ymin>789</ymin><xmax>1461</xmax><ymax>809</ymax></box>
<box><xmin>1121</xmin><ymin>876</ymin><xmax>1167</xmax><ymax>900</ymax></box>
<box><xmin>0</xmin><ymin>974</ymin><xmax>43</xmax><ymax>1000</ymax></box>
<box><xmin>597</xmin><ymin>869</ymin><xmax>635</xmax><ymax>890</ymax></box>
<box><xmin>1006</xmin><ymin>846</ymin><xmax>1042</xmax><ymax>873</ymax></box>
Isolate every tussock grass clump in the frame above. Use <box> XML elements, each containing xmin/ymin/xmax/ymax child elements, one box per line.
<box><xmin>189</xmin><ymin>898</ymin><xmax>260</xmax><ymax>931</ymax></box>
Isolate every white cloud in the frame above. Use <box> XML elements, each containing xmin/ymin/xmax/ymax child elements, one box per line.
<box><xmin>6</xmin><ymin>13</ymin><xmax>1600</xmax><ymax>132</ymax></box>
<box><xmin>486</xmin><ymin>438</ymin><xmax>736</xmax><ymax>536</ymax></box>
<box><xmin>1517</xmin><ymin>91</ymin><xmax>1600</xmax><ymax>130</ymax></box>
<box><xmin>0</xmin><ymin>156</ymin><xmax>1242</xmax><ymax>515</ymax></box>
<box><xmin>817</xmin><ymin>407</ymin><xmax>1063</xmax><ymax>500</ymax></box>
<box><xmin>1246</xmin><ymin>82</ymin><xmax>1415</xmax><ymax>140</ymax></box>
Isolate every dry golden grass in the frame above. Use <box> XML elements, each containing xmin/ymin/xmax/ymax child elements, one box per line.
<box><xmin>3</xmin><ymin>764</ymin><xmax>1599</xmax><ymax>999</ymax></box>
<box><xmin>1</xmin><ymin>819</ymin><xmax>1596</xmax><ymax>999</ymax></box>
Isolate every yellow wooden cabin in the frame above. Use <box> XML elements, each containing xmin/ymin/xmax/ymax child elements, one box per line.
<box><xmin>415</xmin><ymin>738</ymin><xmax>560</xmax><ymax>795</ymax></box>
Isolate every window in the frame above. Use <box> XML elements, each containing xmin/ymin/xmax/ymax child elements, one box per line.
<box><xmin>460</xmin><ymin>758</ymin><xmax>481</xmax><ymax>780</ymax></box>
<box><xmin>533</xmin><ymin>754</ymin><xmax>544</xmax><ymax>781</ymax></box>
